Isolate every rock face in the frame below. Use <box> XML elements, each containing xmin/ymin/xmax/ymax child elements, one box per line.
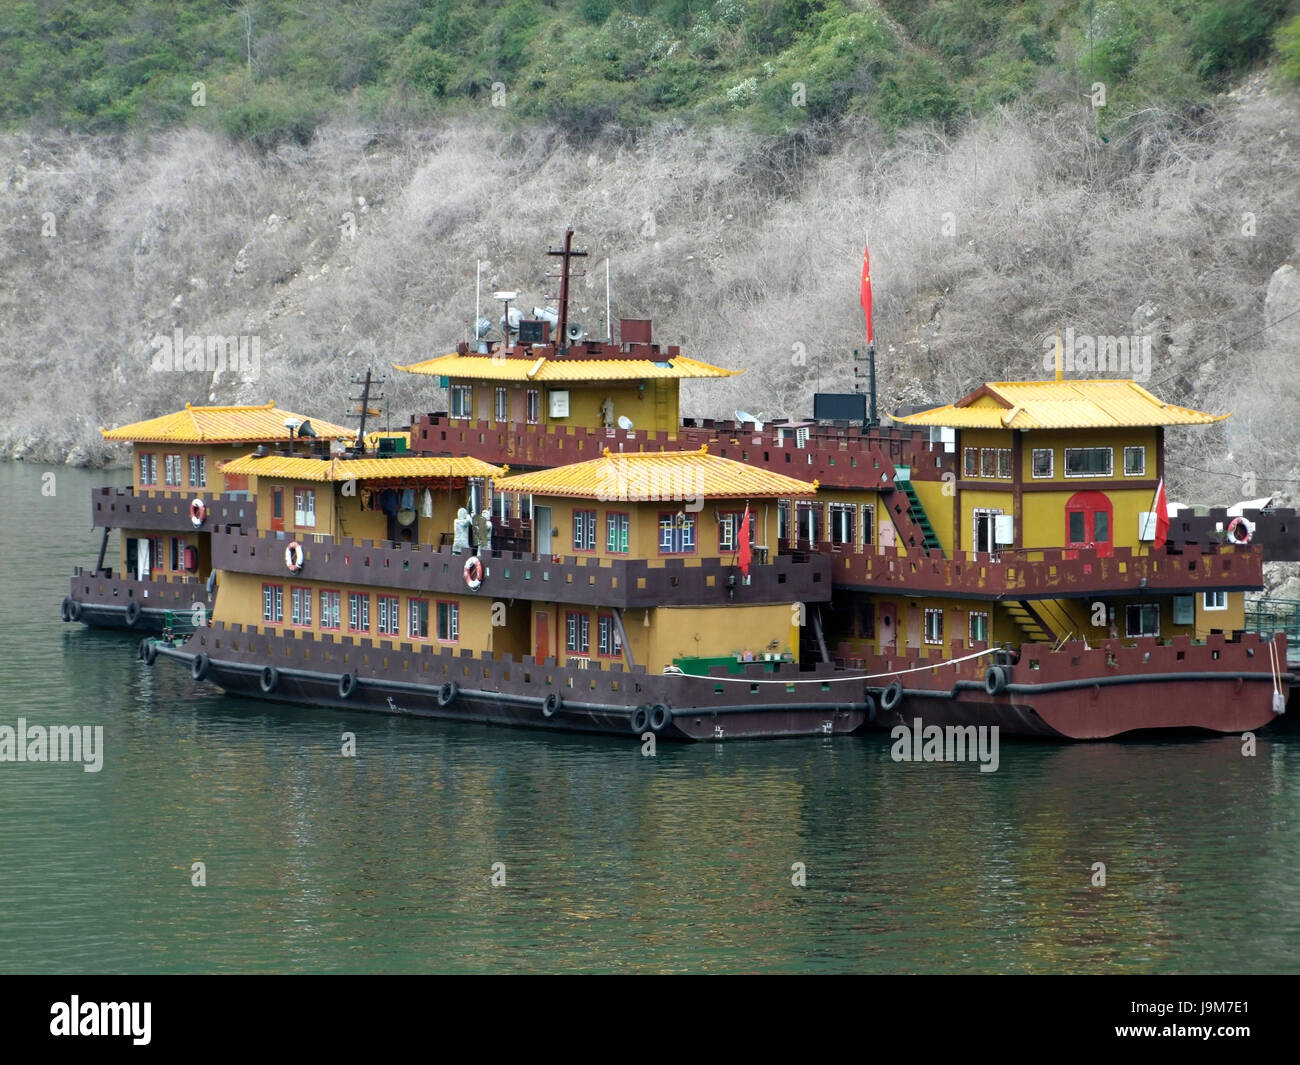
<box><xmin>1265</xmin><ymin>263</ymin><xmax>1300</xmax><ymax>343</ymax></box>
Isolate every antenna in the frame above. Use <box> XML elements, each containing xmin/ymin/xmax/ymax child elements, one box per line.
<box><xmin>348</xmin><ymin>365</ymin><xmax>387</xmax><ymax>452</ymax></box>
<box><xmin>475</xmin><ymin>260</ymin><xmax>481</xmax><ymax>351</ymax></box>
<box><xmin>545</xmin><ymin>228</ymin><xmax>588</xmax><ymax>355</ymax></box>
<box><xmin>494</xmin><ymin>291</ymin><xmax>518</xmax><ymax>351</ymax></box>
<box><xmin>605</xmin><ymin>257</ymin><xmax>612</xmax><ymax>341</ymax></box>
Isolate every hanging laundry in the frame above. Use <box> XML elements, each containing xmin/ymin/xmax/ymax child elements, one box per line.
<box><xmin>421</xmin><ymin>488</ymin><xmax>433</xmax><ymax>518</ymax></box>
<box><xmin>379</xmin><ymin>489</ymin><xmax>398</xmax><ymax>516</ymax></box>
<box><xmin>400</xmin><ymin>487</ymin><xmax>416</xmax><ymax>512</ymax></box>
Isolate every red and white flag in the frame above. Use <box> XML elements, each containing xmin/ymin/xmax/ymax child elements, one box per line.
<box><xmin>737</xmin><ymin>505</ymin><xmax>752</xmax><ymax>577</ymax></box>
<box><xmin>860</xmin><ymin>241</ymin><xmax>873</xmax><ymax>345</ymax></box>
<box><xmin>1151</xmin><ymin>478</ymin><xmax>1169</xmax><ymax>549</ymax></box>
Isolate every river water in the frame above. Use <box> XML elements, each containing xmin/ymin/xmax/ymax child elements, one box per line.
<box><xmin>2</xmin><ymin>462</ymin><xmax>1297</xmax><ymax>973</ymax></box>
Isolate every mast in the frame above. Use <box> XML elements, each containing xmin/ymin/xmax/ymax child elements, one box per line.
<box><xmin>546</xmin><ymin>228</ymin><xmax>588</xmax><ymax>354</ymax></box>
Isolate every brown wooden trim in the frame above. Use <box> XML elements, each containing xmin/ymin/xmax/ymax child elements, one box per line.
<box><xmin>956</xmin><ymin>479</ymin><xmax>1159</xmax><ymax>493</ymax></box>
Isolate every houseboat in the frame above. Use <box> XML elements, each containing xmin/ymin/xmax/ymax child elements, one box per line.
<box><xmin>63</xmin><ymin>402</ymin><xmax>353</xmax><ymax>631</ymax></box>
<box><xmin>72</xmin><ymin>231</ymin><xmax>1294</xmax><ymax>740</ymax></box>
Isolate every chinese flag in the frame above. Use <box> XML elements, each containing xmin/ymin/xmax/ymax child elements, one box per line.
<box><xmin>1153</xmin><ymin>478</ymin><xmax>1169</xmax><ymax>549</ymax></box>
<box><xmin>860</xmin><ymin>243</ymin><xmax>873</xmax><ymax>344</ymax></box>
<box><xmin>738</xmin><ymin>505</ymin><xmax>752</xmax><ymax>577</ymax></box>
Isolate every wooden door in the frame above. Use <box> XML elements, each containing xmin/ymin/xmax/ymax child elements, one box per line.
<box><xmin>270</xmin><ymin>486</ymin><xmax>285</xmax><ymax>533</ymax></box>
<box><xmin>535</xmin><ymin>611</ymin><xmax>549</xmax><ymax>662</ymax></box>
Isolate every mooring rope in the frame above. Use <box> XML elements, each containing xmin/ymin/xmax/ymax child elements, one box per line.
<box><xmin>670</xmin><ymin>646</ymin><xmax>1000</xmax><ymax>685</ymax></box>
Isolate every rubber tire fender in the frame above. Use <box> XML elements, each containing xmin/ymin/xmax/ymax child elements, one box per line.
<box><xmin>191</xmin><ymin>653</ymin><xmax>210</xmax><ymax>682</ymax></box>
<box><xmin>984</xmin><ymin>665</ymin><xmax>1008</xmax><ymax>696</ymax></box>
<box><xmin>437</xmin><ymin>681</ymin><xmax>458</xmax><ymax>707</ymax></box>
<box><xmin>140</xmin><ymin>639</ymin><xmax>157</xmax><ymax>666</ymax></box>
<box><xmin>630</xmin><ymin>705</ymin><xmax>650</xmax><ymax>733</ymax></box>
<box><xmin>338</xmin><ymin>672</ymin><xmax>357</xmax><ymax>699</ymax></box>
<box><xmin>649</xmin><ymin>703</ymin><xmax>672</xmax><ymax>732</ymax></box>
<box><xmin>542</xmin><ymin>692</ymin><xmax>562</xmax><ymax>718</ymax></box>
<box><xmin>260</xmin><ymin>666</ymin><xmax>278</xmax><ymax>694</ymax></box>
<box><xmin>881</xmin><ymin>681</ymin><xmax>903</xmax><ymax>712</ymax></box>
<box><xmin>125</xmin><ymin>599</ymin><xmax>141</xmax><ymax>627</ymax></box>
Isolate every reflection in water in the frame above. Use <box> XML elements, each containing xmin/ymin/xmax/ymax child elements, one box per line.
<box><xmin>1</xmin><ymin>463</ymin><xmax>1297</xmax><ymax>973</ymax></box>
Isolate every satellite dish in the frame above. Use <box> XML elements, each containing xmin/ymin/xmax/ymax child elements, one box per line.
<box><xmin>532</xmin><ymin>306</ymin><xmax>559</xmax><ymax>327</ymax></box>
<box><xmin>735</xmin><ymin>410</ymin><xmax>755</xmax><ymax>425</ymax></box>
<box><xmin>492</xmin><ymin>290</ymin><xmax>518</xmax><ymax>301</ymax></box>
<box><xmin>474</xmin><ymin>317</ymin><xmax>492</xmax><ymax>338</ymax></box>
<box><xmin>617</xmin><ymin>415</ymin><xmax>635</xmax><ymax>431</ymax></box>
<box><xmin>499</xmin><ymin>306</ymin><xmax>522</xmax><ymax>334</ymax></box>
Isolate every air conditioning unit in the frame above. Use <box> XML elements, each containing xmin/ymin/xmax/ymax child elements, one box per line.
<box><xmin>549</xmin><ymin>390</ymin><xmax>570</xmax><ymax>418</ymax></box>
<box><xmin>994</xmin><ymin>515</ymin><xmax>1015</xmax><ymax>545</ymax></box>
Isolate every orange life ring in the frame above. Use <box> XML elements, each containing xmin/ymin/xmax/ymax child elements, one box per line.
<box><xmin>463</xmin><ymin>555</ymin><xmax>483</xmax><ymax>590</ymax></box>
<box><xmin>1227</xmin><ymin>516</ymin><xmax>1254</xmax><ymax>545</ymax></box>
<box><xmin>285</xmin><ymin>541</ymin><xmax>304</xmax><ymax>573</ymax></box>
<box><xmin>190</xmin><ymin>498</ymin><xmax>206</xmax><ymax>527</ymax></box>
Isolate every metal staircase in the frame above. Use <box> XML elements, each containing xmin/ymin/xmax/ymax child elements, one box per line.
<box><xmin>1003</xmin><ymin>601</ymin><xmax>1054</xmax><ymax>644</ymax></box>
<box><xmin>892</xmin><ymin>467</ymin><xmax>944</xmax><ymax>555</ymax></box>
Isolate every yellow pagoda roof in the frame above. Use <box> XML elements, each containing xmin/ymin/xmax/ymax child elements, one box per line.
<box><xmin>494</xmin><ymin>447</ymin><xmax>818</xmax><ymax>501</ymax></box>
<box><xmin>394</xmin><ymin>352</ymin><xmax>741</xmax><ymax>382</ymax></box>
<box><xmin>890</xmin><ymin>379</ymin><xmax>1228</xmax><ymax>431</ymax></box>
<box><xmin>220</xmin><ymin>454</ymin><xmax>505</xmax><ymax>483</ymax></box>
<box><xmin>101</xmin><ymin>403</ymin><xmax>355</xmax><ymax>444</ymax></box>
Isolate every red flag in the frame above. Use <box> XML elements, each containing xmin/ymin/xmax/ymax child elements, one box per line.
<box><xmin>737</xmin><ymin>505</ymin><xmax>752</xmax><ymax>577</ymax></box>
<box><xmin>860</xmin><ymin>243</ymin><xmax>873</xmax><ymax>344</ymax></box>
<box><xmin>1152</xmin><ymin>478</ymin><xmax>1169</xmax><ymax>549</ymax></box>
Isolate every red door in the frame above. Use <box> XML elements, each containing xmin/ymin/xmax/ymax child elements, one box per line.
<box><xmin>535</xmin><ymin>611</ymin><xmax>549</xmax><ymax>662</ymax></box>
<box><xmin>1065</xmin><ymin>491</ymin><xmax>1113</xmax><ymax>558</ymax></box>
<box><xmin>879</xmin><ymin>602</ymin><xmax>898</xmax><ymax>652</ymax></box>
<box><xmin>270</xmin><ymin>486</ymin><xmax>285</xmax><ymax>533</ymax></box>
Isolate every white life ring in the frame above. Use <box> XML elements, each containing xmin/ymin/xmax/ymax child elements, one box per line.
<box><xmin>463</xmin><ymin>555</ymin><xmax>483</xmax><ymax>590</ymax></box>
<box><xmin>1227</xmin><ymin>516</ymin><xmax>1254</xmax><ymax>545</ymax></box>
<box><xmin>285</xmin><ymin>541</ymin><xmax>304</xmax><ymax>573</ymax></box>
<box><xmin>189</xmin><ymin>498</ymin><xmax>207</xmax><ymax>527</ymax></box>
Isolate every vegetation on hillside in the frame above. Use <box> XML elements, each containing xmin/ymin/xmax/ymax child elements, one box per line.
<box><xmin>2</xmin><ymin>1</ymin><xmax>1298</xmax><ymax>144</ymax></box>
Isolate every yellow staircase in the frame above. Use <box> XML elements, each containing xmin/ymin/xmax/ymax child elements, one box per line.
<box><xmin>1003</xmin><ymin>601</ymin><xmax>1054</xmax><ymax>644</ymax></box>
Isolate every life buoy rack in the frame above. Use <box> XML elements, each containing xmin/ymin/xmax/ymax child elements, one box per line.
<box><xmin>463</xmin><ymin>555</ymin><xmax>483</xmax><ymax>590</ymax></box>
<box><xmin>1227</xmin><ymin>516</ymin><xmax>1254</xmax><ymax>545</ymax></box>
<box><xmin>285</xmin><ymin>541</ymin><xmax>304</xmax><ymax>573</ymax></box>
<box><xmin>189</xmin><ymin>498</ymin><xmax>206</xmax><ymax>527</ymax></box>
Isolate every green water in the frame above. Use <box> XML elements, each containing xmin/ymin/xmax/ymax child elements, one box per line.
<box><xmin>2</xmin><ymin>462</ymin><xmax>1298</xmax><ymax>973</ymax></box>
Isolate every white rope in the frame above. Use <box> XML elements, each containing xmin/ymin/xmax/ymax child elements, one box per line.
<box><xmin>675</xmin><ymin>646</ymin><xmax>1000</xmax><ymax>685</ymax></box>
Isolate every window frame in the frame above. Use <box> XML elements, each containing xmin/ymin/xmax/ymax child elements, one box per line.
<box><xmin>828</xmin><ymin>502</ymin><xmax>855</xmax><ymax>546</ymax></box>
<box><xmin>1031</xmin><ymin>448</ymin><xmax>1054</xmax><ymax>479</ymax></box>
<box><xmin>1202</xmin><ymin>591</ymin><xmax>1228</xmax><ymax>611</ymax></box>
<box><xmin>1123</xmin><ymin>446</ymin><xmax>1146</xmax><ymax>477</ymax></box>
<box><xmin>348</xmin><ymin>591</ymin><xmax>370</xmax><ymax>633</ymax></box>
<box><xmin>526</xmin><ymin>389</ymin><xmax>540</xmax><ymax>424</ymax></box>
<box><xmin>377</xmin><ymin>594</ymin><xmax>401</xmax><ymax>637</ymax></box>
<box><xmin>924</xmin><ymin>607</ymin><xmax>944</xmax><ymax>645</ymax></box>
<box><xmin>963</xmin><ymin>447</ymin><xmax>978</xmax><ymax>478</ymax></box>
<box><xmin>188</xmin><ymin>453</ymin><xmax>207</xmax><ymax>488</ymax></box>
<box><xmin>262</xmin><ymin>583</ymin><xmax>283</xmax><ymax>624</ymax></box>
<box><xmin>861</xmin><ymin>504</ymin><xmax>875</xmax><ymax>547</ymax></box>
<box><xmin>1064</xmin><ymin>447</ymin><xmax>1114</xmax><ymax>478</ymax></box>
<box><xmin>572</xmin><ymin>509</ymin><xmax>597</xmax><ymax>553</ymax></box>
<box><xmin>969</xmin><ymin>611</ymin><xmax>990</xmax><ymax>644</ymax></box>
<box><xmin>319</xmin><ymin>588</ymin><xmax>342</xmax><ymax>631</ymax></box>
<box><xmin>290</xmin><ymin>585</ymin><xmax>313</xmax><ymax>628</ymax></box>
<box><xmin>294</xmin><ymin>487</ymin><xmax>317</xmax><ymax>529</ymax></box>
<box><xmin>565</xmin><ymin>610</ymin><xmax>590</xmax><ymax>655</ymax></box>
<box><xmin>1125</xmin><ymin>603</ymin><xmax>1160</xmax><ymax>638</ymax></box>
<box><xmin>606</xmin><ymin>511</ymin><xmax>630</xmax><ymax>554</ymax></box>
<box><xmin>494</xmin><ymin>386</ymin><xmax>508</xmax><ymax>422</ymax></box>
<box><xmin>436</xmin><ymin>600</ymin><xmax>459</xmax><ymax>643</ymax></box>
<box><xmin>139</xmin><ymin>451</ymin><xmax>158</xmax><ymax>487</ymax></box>
<box><xmin>449</xmin><ymin>384</ymin><xmax>473</xmax><ymax>419</ymax></box>
<box><xmin>408</xmin><ymin>597</ymin><xmax>430</xmax><ymax>640</ymax></box>
<box><xmin>658</xmin><ymin>512</ymin><xmax>696</xmax><ymax>555</ymax></box>
<box><xmin>597</xmin><ymin>613</ymin><xmax>621</xmax><ymax>658</ymax></box>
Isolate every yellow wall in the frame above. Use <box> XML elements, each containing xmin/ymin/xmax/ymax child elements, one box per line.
<box><xmin>116</xmin><ymin>528</ymin><xmax>208</xmax><ymax>578</ymax></box>
<box><xmin>454</xmin><ymin>380</ymin><xmax>679</xmax><ymax>435</ymax></box>
<box><xmin>130</xmin><ymin>443</ymin><xmax>251</xmax><ymax>493</ymax></box>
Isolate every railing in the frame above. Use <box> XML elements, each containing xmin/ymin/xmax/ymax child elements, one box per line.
<box><xmin>210</xmin><ymin>527</ymin><xmax>832</xmax><ymax>608</ymax></box>
<box><xmin>90</xmin><ymin>486</ymin><xmax>253</xmax><ymax>531</ymax></box>
<box><xmin>1167</xmin><ymin>507</ymin><xmax>1300</xmax><ymax>561</ymax></box>
<box><xmin>1245</xmin><ymin>597</ymin><xmax>1300</xmax><ymax>644</ymax></box>
<box><xmin>408</xmin><ymin>412</ymin><xmax>953</xmax><ymax>490</ymax></box>
<box><xmin>817</xmin><ymin>541</ymin><xmax>1263</xmax><ymax>598</ymax></box>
